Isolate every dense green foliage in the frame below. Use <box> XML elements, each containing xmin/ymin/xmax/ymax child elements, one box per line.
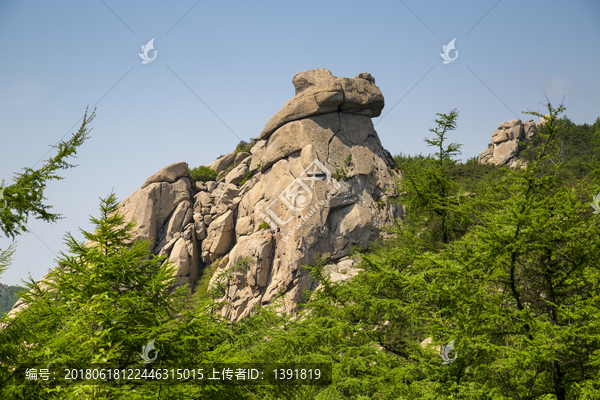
<box><xmin>1</xmin><ymin>105</ymin><xmax>600</xmax><ymax>399</ymax></box>
<box><xmin>394</xmin><ymin>109</ymin><xmax>474</xmax><ymax>245</ymax></box>
<box><xmin>0</xmin><ymin>284</ymin><xmax>24</xmax><ymax>315</ymax></box>
<box><xmin>394</xmin><ymin>152</ymin><xmax>508</xmax><ymax>194</ymax></box>
<box><xmin>234</xmin><ymin>141</ymin><xmax>253</xmax><ymax>154</ymax></box>
<box><xmin>519</xmin><ymin>116</ymin><xmax>600</xmax><ymax>182</ymax></box>
<box><xmin>0</xmin><ymin>195</ymin><xmax>240</xmax><ymax>398</ymax></box>
<box><xmin>189</xmin><ymin>165</ymin><xmax>218</xmax><ymax>182</ymax></box>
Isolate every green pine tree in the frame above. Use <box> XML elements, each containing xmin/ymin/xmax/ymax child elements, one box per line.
<box><xmin>408</xmin><ymin>102</ymin><xmax>600</xmax><ymax>399</ymax></box>
<box><xmin>0</xmin><ymin>107</ymin><xmax>94</xmax><ymax>322</ymax></box>
<box><xmin>396</xmin><ymin>109</ymin><xmax>489</xmax><ymax>247</ymax></box>
<box><xmin>0</xmin><ymin>194</ymin><xmax>246</xmax><ymax>399</ymax></box>
<box><xmin>251</xmin><ymin>103</ymin><xmax>600</xmax><ymax>399</ymax></box>
<box><xmin>0</xmin><ymin>107</ymin><xmax>95</xmax><ymax>241</ymax></box>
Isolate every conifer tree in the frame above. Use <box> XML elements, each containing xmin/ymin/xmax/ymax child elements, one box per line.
<box><xmin>397</xmin><ymin>109</ymin><xmax>485</xmax><ymax>247</ymax></box>
<box><xmin>256</xmin><ymin>103</ymin><xmax>600</xmax><ymax>399</ymax></box>
<box><xmin>0</xmin><ymin>107</ymin><xmax>95</xmax><ymax>241</ymax></box>
<box><xmin>408</xmin><ymin>102</ymin><xmax>600</xmax><ymax>399</ymax></box>
<box><xmin>0</xmin><ymin>107</ymin><xmax>94</xmax><ymax>303</ymax></box>
<box><xmin>0</xmin><ymin>194</ymin><xmax>236</xmax><ymax>399</ymax></box>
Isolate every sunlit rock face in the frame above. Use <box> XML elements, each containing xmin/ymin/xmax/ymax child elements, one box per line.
<box><xmin>4</xmin><ymin>69</ymin><xmax>404</xmax><ymax>324</ymax></box>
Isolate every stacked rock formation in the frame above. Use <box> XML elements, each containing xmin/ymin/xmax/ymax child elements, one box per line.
<box><xmin>205</xmin><ymin>69</ymin><xmax>402</xmax><ymax>320</ymax></box>
<box><xmin>478</xmin><ymin>117</ymin><xmax>547</xmax><ymax>167</ymax></box>
<box><xmin>3</xmin><ymin>68</ymin><xmax>404</xmax><ymax>324</ymax></box>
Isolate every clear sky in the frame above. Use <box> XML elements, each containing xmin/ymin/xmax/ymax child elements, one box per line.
<box><xmin>1</xmin><ymin>0</ymin><xmax>599</xmax><ymax>286</ymax></box>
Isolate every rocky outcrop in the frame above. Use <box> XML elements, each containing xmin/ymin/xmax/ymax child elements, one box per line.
<box><xmin>3</xmin><ymin>68</ymin><xmax>404</xmax><ymax>324</ymax></box>
<box><xmin>259</xmin><ymin>68</ymin><xmax>384</xmax><ymax>140</ymax></box>
<box><xmin>478</xmin><ymin>117</ymin><xmax>545</xmax><ymax>168</ymax></box>
<box><xmin>119</xmin><ymin>69</ymin><xmax>401</xmax><ymax>321</ymax></box>
<box><xmin>206</xmin><ymin>68</ymin><xmax>402</xmax><ymax>321</ymax></box>
<box><xmin>116</xmin><ymin>161</ymin><xmax>200</xmax><ymax>288</ymax></box>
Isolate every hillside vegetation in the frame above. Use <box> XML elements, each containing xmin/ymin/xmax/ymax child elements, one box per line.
<box><xmin>1</xmin><ymin>104</ymin><xmax>600</xmax><ymax>399</ymax></box>
<box><xmin>0</xmin><ymin>285</ymin><xmax>24</xmax><ymax>315</ymax></box>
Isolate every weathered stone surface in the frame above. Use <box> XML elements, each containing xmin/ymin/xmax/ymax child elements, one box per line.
<box><xmin>193</xmin><ymin>191</ymin><xmax>212</xmax><ymax>213</ymax></box>
<box><xmin>493</xmin><ymin>139</ymin><xmax>519</xmax><ymax>165</ymax></box>
<box><xmin>508</xmin><ymin>124</ymin><xmax>524</xmax><ymax>141</ymax></box>
<box><xmin>105</xmin><ymin>166</ymin><xmax>203</xmax><ymax>292</ymax></box>
<box><xmin>182</xmin><ymin>223</ymin><xmax>194</xmax><ymax>241</ymax></box>
<box><xmin>292</xmin><ymin>68</ymin><xmax>338</xmax><ymax>95</ymax></box>
<box><xmin>523</xmin><ymin>119</ymin><xmax>537</xmax><ymax>140</ymax></box>
<box><xmin>118</xmin><ymin>178</ymin><xmax>192</xmax><ymax>252</ymax></box>
<box><xmin>208</xmin><ymin>230</ymin><xmax>275</xmax><ymax>320</ymax></box>
<box><xmin>141</xmin><ymin>162</ymin><xmax>189</xmax><ymax>189</ymax></box>
<box><xmin>165</xmin><ymin>200</ymin><xmax>192</xmax><ymax>244</ymax></box>
<box><xmin>479</xmin><ymin>117</ymin><xmax>545</xmax><ymax>166</ymax></box>
<box><xmin>201</xmin><ymin>210</ymin><xmax>235</xmax><ymax>262</ymax></box>
<box><xmin>206</xmin><ymin>181</ymin><xmax>218</xmax><ymax>191</ymax></box>
<box><xmin>337</xmin><ymin>77</ymin><xmax>384</xmax><ymax>117</ymax></box>
<box><xmin>211</xmin><ymin>182</ymin><xmax>238</xmax><ymax>202</ymax></box>
<box><xmin>236</xmin><ymin>231</ymin><xmax>273</xmax><ymax>288</ymax></box>
<box><xmin>259</xmin><ymin>68</ymin><xmax>384</xmax><ymax>140</ymax></box>
<box><xmin>169</xmin><ymin>238</ymin><xmax>190</xmax><ymax>277</ymax></box>
<box><xmin>249</xmin><ymin>141</ymin><xmax>266</xmax><ymax>172</ymax></box>
<box><xmin>207</xmin><ymin>153</ymin><xmax>236</xmax><ymax>174</ymax></box>
<box><xmin>355</xmin><ymin>72</ymin><xmax>375</xmax><ymax>83</ymax></box>
<box><xmin>235</xmin><ymin>152</ymin><xmax>250</xmax><ymax>164</ymax></box>
<box><xmin>225</xmin><ymin>163</ymin><xmax>249</xmax><ymax>186</ymax></box>
<box><xmin>235</xmin><ymin>216</ymin><xmax>254</xmax><ymax>238</ymax></box>
<box><xmin>478</xmin><ymin>147</ymin><xmax>493</xmax><ymax>164</ymax></box>
<box><xmin>321</xmin><ymin>256</ymin><xmax>362</xmax><ymax>285</ymax></box>
<box><xmin>260</xmin><ymin>86</ymin><xmax>342</xmax><ymax>140</ymax></box>
<box><xmin>328</xmin><ymin>203</ymin><xmax>376</xmax><ymax>257</ymax></box>
<box><xmin>193</xmin><ymin>213</ymin><xmax>206</xmax><ymax>240</ymax></box>
<box><xmin>261</xmin><ymin>113</ymin><xmax>339</xmax><ymax>172</ymax></box>
<box><xmin>338</xmin><ymin>112</ymin><xmax>375</xmax><ymax>144</ymax></box>
<box><xmin>492</xmin><ymin>129</ymin><xmax>508</xmax><ymax>144</ymax></box>
<box><xmin>204</xmin><ymin>69</ymin><xmax>402</xmax><ymax>321</ymax></box>
<box><xmin>158</xmin><ymin>236</ymin><xmax>179</xmax><ymax>257</ymax></box>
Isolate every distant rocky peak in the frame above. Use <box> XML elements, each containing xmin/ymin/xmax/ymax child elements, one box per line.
<box><xmin>478</xmin><ymin>116</ymin><xmax>548</xmax><ymax>168</ymax></box>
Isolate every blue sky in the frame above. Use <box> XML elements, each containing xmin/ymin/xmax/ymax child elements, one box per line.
<box><xmin>1</xmin><ymin>0</ymin><xmax>599</xmax><ymax>286</ymax></box>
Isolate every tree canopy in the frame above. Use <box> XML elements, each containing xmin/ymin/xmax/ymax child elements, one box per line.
<box><xmin>1</xmin><ymin>103</ymin><xmax>600</xmax><ymax>399</ymax></box>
